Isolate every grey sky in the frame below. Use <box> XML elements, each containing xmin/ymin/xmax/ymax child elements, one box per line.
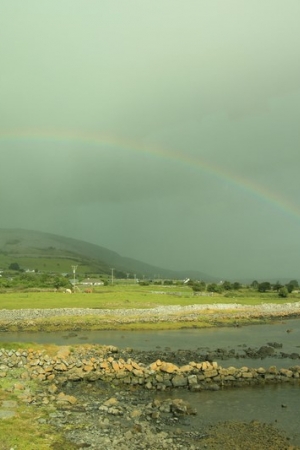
<box><xmin>1</xmin><ymin>1</ymin><xmax>300</xmax><ymax>280</ymax></box>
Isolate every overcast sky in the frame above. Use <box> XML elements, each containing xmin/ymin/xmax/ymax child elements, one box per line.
<box><xmin>1</xmin><ymin>1</ymin><xmax>300</xmax><ymax>280</ymax></box>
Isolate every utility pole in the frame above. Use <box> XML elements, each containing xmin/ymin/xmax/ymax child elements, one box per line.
<box><xmin>111</xmin><ymin>268</ymin><xmax>115</xmax><ymax>285</ymax></box>
<box><xmin>71</xmin><ymin>265</ymin><xmax>78</xmax><ymax>290</ymax></box>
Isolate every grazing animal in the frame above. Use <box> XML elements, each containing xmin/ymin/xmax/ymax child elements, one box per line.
<box><xmin>65</xmin><ymin>288</ymin><xmax>72</xmax><ymax>294</ymax></box>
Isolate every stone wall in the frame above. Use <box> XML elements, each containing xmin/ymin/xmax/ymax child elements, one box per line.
<box><xmin>1</xmin><ymin>346</ymin><xmax>300</xmax><ymax>390</ymax></box>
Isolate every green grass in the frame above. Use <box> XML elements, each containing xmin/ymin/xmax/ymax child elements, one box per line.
<box><xmin>0</xmin><ymin>253</ymin><xmax>100</xmax><ymax>274</ymax></box>
<box><xmin>0</xmin><ymin>341</ymin><xmax>40</xmax><ymax>350</ymax></box>
<box><xmin>0</xmin><ymin>286</ymin><xmax>299</xmax><ymax>332</ymax></box>
<box><xmin>0</xmin><ymin>285</ymin><xmax>299</xmax><ymax>310</ymax></box>
<box><xmin>0</xmin><ymin>366</ymin><xmax>77</xmax><ymax>450</ymax></box>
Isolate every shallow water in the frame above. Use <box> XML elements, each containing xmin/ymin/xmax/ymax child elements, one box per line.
<box><xmin>1</xmin><ymin>318</ymin><xmax>300</xmax><ymax>367</ymax></box>
<box><xmin>163</xmin><ymin>383</ymin><xmax>300</xmax><ymax>446</ymax></box>
<box><xmin>1</xmin><ymin>317</ymin><xmax>299</xmax><ymax>348</ymax></box>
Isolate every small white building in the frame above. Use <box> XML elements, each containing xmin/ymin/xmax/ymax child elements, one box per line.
<box><xmin>80</xmin><ymin>278</ymin><xmax>104</xmax><ymax>286</ymax></box>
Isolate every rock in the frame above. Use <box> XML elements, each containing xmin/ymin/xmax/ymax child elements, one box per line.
<box><xmin>48</xmin><ymin>384</ymin><xmax>58</xmax><ymax>394</ymax></box>
<box><xmin>171</xmin><ymin>399</ymin><xmax>197</xmax><ymax>416</ymax></box>
<box><xmin>242</xmin><ymin>372</ymin><xmax>254</xmax><ymax>379</ymax></box>
<box><xmin>206</xmin><ymin>383</ymin><xmax>220</xmax><ymax>391</ymax></box>
<box><xmin>258</xmin><ymin>346</ymin><xmax>275</xmax><ymax>357</ymax></box>
<box><xmin>189</xmin><ymin>384</ymin><xmax>202</xmax><ymax>392</ymax></box>
<box><xmin>56</xmin><ymin>392</ymin><xmax>77</xmax><ymax>404</ymax></box>
<box><xmin>187</xmin><ymin>375</ymin><xmax>198</xmax><ymax>385</ymax></box>
<box><xmin>0</xmin><ymin>410</ymin><xmax>17</xmax><ymax>419</ymax></box>
<box><xmin>267</xmin><ymin>342</ymin><xmax>283</xmax><ymax>349</ymax></box>
<box><xmin>203</xmin><ymin>369</ymin><xmax>218</xmax><ymax>378</ymax></box>
<box><xmin>268</xmin><ymin>366</ymin><xmax>278</xmax><ymax>374</ymax></box>
<box><xmin>103</xmin><ymin>397</ymin><xmax>118</xmax><ymax>407</ymax></box>
<box><xmin>172</xmin><ymin>375</ymin><xmax>188</xmax><ymax>387</ymax></box>
<box><xmin>280</xmin><ymin>369</ymin><xmax>293</xmax><ymax>378</ymax></box>
<box><xmin>160</xmin><ymin>362</ymin><xmax>179</xmax><ymax>373</ymax></box>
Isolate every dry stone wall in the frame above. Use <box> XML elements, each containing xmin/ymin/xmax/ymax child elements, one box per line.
<box><xmin>1</xmin><ymin>345</ymin><xmax>300</xmax><ymax>390</ymax></box>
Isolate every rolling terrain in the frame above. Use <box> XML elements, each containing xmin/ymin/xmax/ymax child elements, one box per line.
<box><xmin>0</xmin><ymin>228</ymin><xmax>216</xmax><ymax>280</ymax></box>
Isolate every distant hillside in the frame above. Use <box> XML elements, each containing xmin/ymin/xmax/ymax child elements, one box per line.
<box><xmin>0</xmin><ymin>228</ymin><xmax>217</xmax><ymax>281</ymax></box>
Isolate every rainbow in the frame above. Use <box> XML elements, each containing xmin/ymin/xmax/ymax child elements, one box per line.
<box><xmin>1</xmin><ymin>128</ymin><xmax>299</xmax><ymax>223</ymax></box>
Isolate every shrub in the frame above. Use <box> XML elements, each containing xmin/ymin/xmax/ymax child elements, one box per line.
<box><xmin>278</xmin><ymin>287</ymin><xmax>288</xmax><ymax>298</ymax></box>
<box><xmin>8</xmin><ymin>262</ymin><xmax>21</xmax><ymax>271</ymax></box>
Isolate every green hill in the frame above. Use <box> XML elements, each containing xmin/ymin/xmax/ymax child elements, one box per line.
<box><xmin>0</xmin><ymin>228</ymin><xmax>216</xmax><ymax>280</ymax></box>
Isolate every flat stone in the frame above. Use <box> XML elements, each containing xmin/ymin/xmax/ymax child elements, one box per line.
<box><xmin>0</xmin><ymin>410</ymin><xmax>16</xmax><ymax>419</ymax></box>
<box><xmin>172</xmin><ymin>375</ymin><xmax>188</xmax><ymax>387</ymax></box>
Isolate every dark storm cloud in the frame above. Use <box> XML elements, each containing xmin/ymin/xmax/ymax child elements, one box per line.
<box><xmin>0</xmin><ymin>146</ymin><xmax>207</xmax><ymax>207</ymax></box>
<box><xmin>1</xmin><ymin>0</ymin><xmax>300</xmax><ymax>279</ymax></box>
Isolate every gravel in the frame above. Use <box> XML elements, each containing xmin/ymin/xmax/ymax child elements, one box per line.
<box><xmin>0</xmin><ymin>302</ymin><xmax>299</xmax><ymax>322</ymax></box>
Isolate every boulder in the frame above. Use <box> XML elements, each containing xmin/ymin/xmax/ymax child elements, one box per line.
<box><xmin>172</xmin><ymin>375</ymin><xmax>188</xmax><ymax>387</ymax></box>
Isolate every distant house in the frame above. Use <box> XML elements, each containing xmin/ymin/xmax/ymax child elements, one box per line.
<box><xmin>80</xmin><ymin>278</ymin><xmax>104</xmax><ymax>286</ymax></box>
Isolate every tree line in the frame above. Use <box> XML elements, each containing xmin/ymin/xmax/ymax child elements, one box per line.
<box><xmin>187</xmin><ymin>279</ymin><xmax>299</xmax><ymax>298</ymax></box>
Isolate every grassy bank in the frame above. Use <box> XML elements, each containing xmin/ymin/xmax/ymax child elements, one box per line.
<box><xmin>1</xmin><ymin>285</ymin><xmax>299</xmax><ymax>310</ymax></box>
<box><xmin>0</xmin><ymin>315</ymin><xmax>272</xmax><ymax>333</ymax></box>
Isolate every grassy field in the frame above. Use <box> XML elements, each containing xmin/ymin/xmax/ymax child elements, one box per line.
<box><xmin>0</xmin><ymin>254</ymin><xmax>96</xmax><ymax>274</ymax></box>
<box><xmin>0</xmin><ymin>243</ymin><xmax>110</xmax><ymax>274</ymax></box>
<box><xmin>0</xmin><ymin>285</ymin><xmax>299</xmax><ymax>310</ymax></box>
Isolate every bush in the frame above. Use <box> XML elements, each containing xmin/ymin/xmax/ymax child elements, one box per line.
<box><xmin>278</xmin><ymin>287</ymin><xmax>288</xmax><ymax>298</ymax></box>
<box><xmin>207</xmin><ymin>283</ymin><xmax>223</xmax><ymax>293</ymax></box>
<box><xmin>190</xmin><ymin>281</ymin><xmax>206</xmax><ymax>293</ymax></box>
<box><xmin>8</xmin><ymin>262</ymin><xmax>21</xmax><ymax>271</ymax></box>
<box><xmin>258</xmin><ymin>281</ymin><xmax>271</xmax><ymax>292</ymax></box>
